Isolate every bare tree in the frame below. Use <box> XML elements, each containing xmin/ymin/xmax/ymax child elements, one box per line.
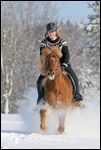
<box><xmin>1</xmin><ymin>1</ymin><xmax>61</xmax><ymax>113</ymax></box>
<box><xmin>2</xmin><ymin>67</ymin><xmax>13</xmax><ymax>114</ymax></box>
<box><xmin>1</xmin><ymin>51</ymin><xmax>4</xmax><ymax>77</ymax></box>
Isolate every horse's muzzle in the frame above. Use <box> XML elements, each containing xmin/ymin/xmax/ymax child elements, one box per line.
<box><xmin>48</xmin><ymin>71</ymin><xmax>55</xmax><ymax>80</ymax></box>
<box><xmin>48</xmin><ymin>71</ymin><xmax>55</xmax><ymax>76</ymax></box>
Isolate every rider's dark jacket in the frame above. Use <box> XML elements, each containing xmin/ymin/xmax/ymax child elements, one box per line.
<box><xmin>40</xmin><ymin>36</ymin><xmax>70</xmax><ymax>69</ymax></box>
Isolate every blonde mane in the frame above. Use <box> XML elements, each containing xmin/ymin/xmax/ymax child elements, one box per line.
<box><xmin>42</xmin><ymin>46</ymin><xmax>62</xmax><ymax>58</ymax></box>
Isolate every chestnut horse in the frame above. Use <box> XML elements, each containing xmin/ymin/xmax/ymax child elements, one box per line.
<box><xmin>39</xmin><ymin>46</ymin><xmax>74</xmax><ymax>133</ymax></box>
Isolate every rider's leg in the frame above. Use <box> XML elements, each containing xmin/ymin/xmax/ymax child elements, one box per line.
<box><xmin>66</xmin><ymin>64</ymin><xmax>83</xmax><ymax>101</ymax></box>
<box><xmin>37</xmin><ymin>75</ymin><xmax>46</xmax><ymax>104</ymax></box>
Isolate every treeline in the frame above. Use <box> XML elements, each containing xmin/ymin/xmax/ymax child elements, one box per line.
<box><xmin>1</xmin><ymin>1</ymin><xmax>100</xmax><ymax>113</ymax></box>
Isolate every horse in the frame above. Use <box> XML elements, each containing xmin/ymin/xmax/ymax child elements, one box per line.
<box><xmin>39</xmin><ymin>46</ymin><xmax>74</xmax><ymax>133</ymax></box>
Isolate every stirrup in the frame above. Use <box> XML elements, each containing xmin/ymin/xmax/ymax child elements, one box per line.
<box><xmin>73</xmin><ymin>101</ymin><xmax>85</xmax><ymax>109</ymax></box>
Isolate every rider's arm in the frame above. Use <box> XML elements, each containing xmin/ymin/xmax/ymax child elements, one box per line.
<box><xmin>40</xmin><ymin>39</ymin><xmax>47</xmax><ymax>66</ymax></box>
<box><xmin>40</xmin><ymin>39</ymin><xmax>47</xmax><ymax>55</ymax></box>
<box><xmin>60</xmin><ymin>45</ymin><xmax>70</xmax><ymax>68</ymax></box>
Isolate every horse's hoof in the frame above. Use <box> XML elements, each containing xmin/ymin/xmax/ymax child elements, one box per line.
<box><xmin>58</xmin><ymin>127</ymin><xmax>64</xmax><ymax>133</ymax></box>
<box><xmin>40</xmin><ymin>124</ymin><xmax>48</xmax><ymax>131</ymax></box>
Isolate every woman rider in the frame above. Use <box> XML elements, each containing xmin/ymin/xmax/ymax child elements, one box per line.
<box><xmin>37</xmin><ymin>22</ymin><xmax>85</xmax><ymax>107</ymax></box>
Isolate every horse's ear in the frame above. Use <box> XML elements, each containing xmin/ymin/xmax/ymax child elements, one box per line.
<box><xmin>42</xmin><ymin>47</ymin><xmax>51</xmax><ymax>57</ymax></box>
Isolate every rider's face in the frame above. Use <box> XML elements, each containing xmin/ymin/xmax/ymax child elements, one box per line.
<box><xmin>47</xmin><ymin>31</ymin><xmax>57</xmax><ymax>40</ymax></box>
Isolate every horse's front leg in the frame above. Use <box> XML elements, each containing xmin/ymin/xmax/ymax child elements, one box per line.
<box><xmin>58</xmin><ymin>112</ymin><xmax>66</xmax><ymax>133</ymax></box>
<box><xmin>40</xmin><ymin>109</ymin><xmax>48</xmax><ymax>131</ymax></box>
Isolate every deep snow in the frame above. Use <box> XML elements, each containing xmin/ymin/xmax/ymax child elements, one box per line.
<box><xmin>1</xmin><ymin>88</ymin><xmax>100</xmax><ymax>149</ymax></box>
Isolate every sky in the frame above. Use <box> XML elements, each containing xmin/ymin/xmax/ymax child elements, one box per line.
<box><xmin>1</xmin><ymin>1</ymin><xmax>94</xmax><ymax>24</ymax></box>
<box><xmin>53</xmin><ymin>1</ymin><xmax>93</xmax><ymax>23</ymax></box>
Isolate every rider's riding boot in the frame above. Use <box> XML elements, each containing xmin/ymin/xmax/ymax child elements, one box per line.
<box><xmin>66</xmin><ymin>64</ymin><xmax>85</xmax><ymax>108</ymax></box>
<box><xmin>37</xmin><ymin>75</ymin><xmax>45</xmax><ymax>104</ymax></box>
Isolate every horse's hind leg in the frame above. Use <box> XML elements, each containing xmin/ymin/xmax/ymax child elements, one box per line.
<box><xmin>40</xmin><ymin>109</ymin><xmax>48</xmax><ymax>131</ymax></box>
<box><xmin>58</xmin><ymin>113</ymin><xmax>66</xmax><ymax>133</ymax></box>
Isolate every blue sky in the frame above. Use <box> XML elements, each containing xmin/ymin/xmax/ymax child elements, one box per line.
<box><xmin>1</xmin><ymin>1</ymin><xmax>93</xmax><ymax>24</ymax></box>
<box><xmin>53</xmin><ymin>1</ymin><xmax>93</xmax><ymax>23</ymax></box>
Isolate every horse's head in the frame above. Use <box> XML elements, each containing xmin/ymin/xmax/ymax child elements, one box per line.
<box><xmin>42</xmin><ymin>46</ymin><xmax>63</xmax><ymax>80</ymax></box>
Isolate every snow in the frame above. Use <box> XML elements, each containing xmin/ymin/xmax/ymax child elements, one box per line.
<box><xmin>1</xmin><ymin>88</ymin><xmax>100</xmax><ymax>149</ymax></box>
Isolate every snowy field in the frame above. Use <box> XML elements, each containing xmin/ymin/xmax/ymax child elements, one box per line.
<box><xmin>1</xmin><ymin>88</ymin><xmax>100</xmax><ymax>149</ymax></box>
